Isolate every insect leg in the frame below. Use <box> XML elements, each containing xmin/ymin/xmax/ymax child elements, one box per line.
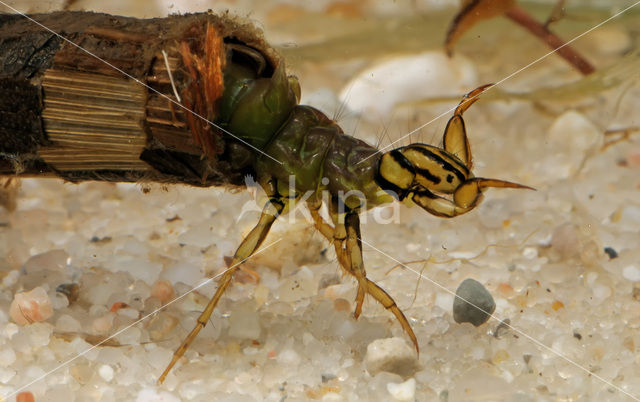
<box><xmin>363</xmin><ymin>278</ymin><xmax>419</xmax><ymax>353</ymax></box>
<box><xmin>343</xmin><ymin>211</ymin><xmax>367</xmax><ymax>319</ymax></box>
<box><xmin>158</xmin><ymin>193</ymin><xmax>286</xmax><ymax>384</ymax></box>
<box><xmin>343</xmin><ymin>211</ymin><xmax>419</xmax><ymax>353</ymax></box>
<box><xmin>307</xmin><ymin>201</ymin><xmax>334</xmax><ymax>243</ymax></box>
<box><xmin>308</xmin><ymin>201</ymin><xmax>360</xmax><ymax>304</ymax></box>
<box><xmin>308</xmin><ymin>201</ymin><xmax>418</xmax><ymax>352</ymax></box>
<box><xmin>307</xmin><ymin>199</ymin><xmax>353</xmax><ymax>271</ymax></box>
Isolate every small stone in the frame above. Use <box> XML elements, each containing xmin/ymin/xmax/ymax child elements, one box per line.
<box><xmin>453</xmin><ymin>279</ymin><xmax>496</xmax><ymax>327</ymax></box>
<box><xmin>492</xmin><ymin>349</ymin><xmax>510</xmax><ymax>364</ymax></box>
<box><xmin>16</xmin><ymin>391</ymin><xmax>35</xmax><ymax>402</ymax></box>
<box><xmin>276</xmin><ymin>348</ymin><xmax>301</xmax><ymax>366</ymax></box>
<box><xmin>435</xmin><ymin>292</ymin><xmax>454</xmax><ymax>311</ymax></box>
<box><xmin>0</xmin><ymin>347</ymin><xmax>16</xmax><ymax>367</ymax></box>
<box><xmin>333</xmin><ymin>298</ymin><xmax>350</xmax><ymax>312</ymax></box>
<box><xmin>92</xmin><ymin>314</ymin><xmax>114</xmax><ymax>333</ymax></box>
<box><xmin>98</xmin><ymin>364</ymin><xmax>114</xmax><ymax>382</ymax></box>
<box><xmin>136</xmin><ymin>387</ymin><xmax>181</xmax><ymax>402</ymax></box>
<box><xmin>387</xmin><ymin>378</ymin><xmax>416</xmax><ymax>401</ymax></box>
<box><xmin>2</xmin><ymin>269</ymin><xmax>19</xmax><ymax>287</ymax></box>
<box><xmin>551</xmin><ymin>300</ymin><xmax>564</xmax><ymax>311</ymax></box>
<box><xmin>147</xmin><ymin>313</ymin><xmax>179</xmax><ymax>342</ymax></box>
<box><xmin>550</xmin><ymin>223</ymin><xmax>580</xmax><ymax>260</ymax></box>
<box><xmin>339</xmin><ymin>51</ymin><xmax>477</xmax><ymax>117</ymax></box>
<box><xmin>117</xmin><ymin>307</ymin><xmax>140</xmax><ymax>320</ymax></box>
<box><xmin>546</xmin><ymin>111</ymin><xmax>602</xmax><ymax>178</ymax></box>
<box><xmin>50</xmin><ymin>292</ymin><xmax>70</xmax><ymax>310</ymax></box>
<box><xmin>161</xmin><ymin>262</ymin><xmax>203</xmax><ymax>288</ymax></box>
<box><xmin>151</xmin><ymin>280</ymin><xmax>175</xmax><ymax>304</ymax></box>
<box><xmin>56</xmin><ymin>283</ymin><xmax>80</xmax><ymax>303</ymax></box>
<box><xmin>55</xmin><ymin>314</ymin><xmax>82</xmax><ymax>332</ymax></box>
<box><xmin>365</xmin><ymin>337</ymin><xmax>418</xmax><ymax>377</ymax></box>
<box><xmin>592</xmin><ymin>283</ymin><xmax>611</xmax><ymax>300</ymax></box>
<box><xmin>25</xmin><ymin>322</ymin><xmax>53</xmax><ymax>347</ymax></box>
<box><xmin>23</xmin><ymin>249</ymin><xmax>68</xmax><ymax>274</ymax></box>
<box><xmin>321</xmin><ymin>393</ymin><xmax>343</xmax><ymax>402</ymax></box>
<box><xmin>228</xmin><ymin>303</ymin><xmax>261</xmax><ymax>340</ymax></box>
<box><xmin>623</xmin><ymin>265</ymin><xmax>640</xmax><ymax>282</ymax></box>
<box><xmin>10</xmin><ymin>287</ymin><xmax>54</xmax><ymax>326</ymax></box>
<box><xmin>116</xmin><ymin>258</ymin><xmax>162</xmax><ymax>285</ymax></box>
<box><xmin>588</xmin><ymin>27</ymin><xmax>631</xmax><ymax>56</ymax></box>
<box><xmin>0</xmin><ymin>367</ymin><xmax>16</xmax><ymax>383</ymax></box>
<box><xmin>491</xmin><ymin>318</ymin><xmax>511</xmax><ymax>338</ymax></box>
<box><xmin>603</xmin><ymin>247</ymin><xmax>618</xmax><ymax>259</ymax></box>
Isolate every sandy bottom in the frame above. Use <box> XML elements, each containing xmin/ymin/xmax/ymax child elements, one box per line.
<box><xmin>1</xmin><ymin>1</ymin><xmax>640</xmax><ymax>401</ymax></box>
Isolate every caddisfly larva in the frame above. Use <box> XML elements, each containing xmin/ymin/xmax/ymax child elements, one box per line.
<box><xmin>0</xmin><ymin>11</ymin><xmax>532</xmax><ymax>384</ymax></box>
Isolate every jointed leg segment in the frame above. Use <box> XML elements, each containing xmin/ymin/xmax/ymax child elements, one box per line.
<box><xmin>158</xmin><ymin>195</ymin><xmax>285</xmax><ymax>384</ymax></box>
<box><xmin>309</xmin><ymin>202</ymin><xmax>419</xmax><ymax>353</ymax></box>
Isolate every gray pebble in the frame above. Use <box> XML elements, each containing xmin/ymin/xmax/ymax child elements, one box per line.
<box><xmin>453</xmin><ymin>278</ymin><xmax>496</xmax><ymax>326</ymax></box>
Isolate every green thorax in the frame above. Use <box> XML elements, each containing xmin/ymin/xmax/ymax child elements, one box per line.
<box><xmin>216</xmin><ymin>56</ymin><xmax>298</xmax><ymax>150</ymax></box>
<box><xmin>256</xmin><ymin>105</ymin><xmax>393</xmax><ymax>211</ymax></box>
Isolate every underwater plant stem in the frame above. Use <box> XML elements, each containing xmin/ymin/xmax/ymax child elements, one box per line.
<box><xmin>505</xmin><ymin>4</ymin><xmax>595</xmax><ymax>75</ymax></box>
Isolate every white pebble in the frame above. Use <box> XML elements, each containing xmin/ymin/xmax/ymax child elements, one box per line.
<box><xmin>277</xmin><ymin>266</ymin><xmax>318</xmax><ymax>303</ymax></box>
<box><xmin>107</xmin><ymin>258</ymin><xmax>162</xmax><ymax>285</ymax></box>
<box><xmin>55</xmin><ymin>314</ymin><xmax>82</xmax><ymax>332</ymax></box>
<box><xmin>117</xmin><ymin>307</ymin><xmax>140</xmax><ymax>320</ymax></box>
<box><xmin>588</xmin><ymin>28</ymin><xmax>631</xmax><ymax>55</ymax></box>
<box><xmin>365</xmin><ymin>337</ymin><xmax>418</xmax><ymax>376</ymax></box>
<box><xmin>92</xmin><ymin>314</ymin><xmax>114</xmax><ymax>333</ymax></box>
<box><xmin>228</xmin><ymin>304</ymin><xmax>261</xmax><ymax>340</ymax></box>
<box><xmin>522</xmin><ymin>247</ymin><xmax>538</xmax><ymax>259</ymax></box>
<box><xmin>0</xmin><ymin>309</ymin><xmax>7</xmax><ymax>326</ymax></box>
<box><xmin>50</xmin><ymin>292</ymin><xmax>69</xmax><ymax>310</ymax></box>
<box><xmin>548</xmin><ymin>111</ymin><xmax>601</xmax><ymax>150</ymax></box>
<box><xmin>98</xmin><ymin>364</ymin><xmax>114</xmax><ymax>382</ymax></box>
<box><xmin>2</xmin><ymin>270</ymin><xmax>19</xmax><ymax>287</ymax></box>
<box><xmin>276</xmin><ymin>348</ymin><xmax>301</xmax><ymax>366</ymax></box>
<box><xmin>114</xmin><ymin>327</ymin><xmax>142</xmax><ymax>345</ymax></box>
<box><xmin>0</xmin><ymin>367</ymin><xmax>16</xmax><ymax>383</ymax></box>
<box><xmin>161</xmin><ymin>262</ymin><xmax>203</xmax><ymax>287</ymax></box>
<box><xmin>10</xmin><ymin>287</ymin><xmax>54</xmax><ymax>326</ymax></box>
<box><xmin>434</xmin><ymin>292</ymin><xmax>454</xmax><ymax>311</ymax></box>
<box><xmin>470</xmin><ymin>346</ymin><xmax>485</xmax><ymax>360</ymax></box>
<box><xmin>300</xmin><ymin>88</ymin><xmax>340</xmax><ymax>115</ymax></box>
<box><xmin>620</xmin><ymin>206</ymin><xmax>640</xmax><ymax>230</ymax></box>
<box><xmin>121</xmin><ymin>237</ymin><xmax>149</xmax><ymax>255</ymax></box>
<box><xmin>592</xmin><ymin>284</ymin><xmax>611</xmax><ymax>300</ymax></box>
<box><xmin>4</xmin><ymin>323</ymin><xmax>18</xmax><ymax>338</ymax></box>
<box><xmin>546</xmin><ymin>111</ymin><xmax>602</xmax><ymax>179</ymax></box>
<box><xmin>623</xmin><ymin>265</ymin><xmax>640</xmax><ymax>282</ymax></box>
<box><xmin>387</xmin><ymin>378</ymin><xmax>416</xmax><ymax>401</ymax></box>
<box><xmin>322</xmin><ymin>392</ymin><xmax>344</xmax><ymax>402</ymax></box>
<box><xmin>0</xmin><ymin>347</ymin><xmax>16</xmax><ymax>367</ymax></box>
<box><xmin>136</xmin><ymin>387</ymin><xmax>181</xmax><ymax>402</ymax></box>
<box><xmin>23</xmin><ymin>249</ymin><xmax>68</xmax><ymax>273</ymax></box>
<box><xmin>177</xmin><ymin>223</ymin><xmax>214</xmax><ymax>248</ymax></box>
<box><xmin>339</xmin><ymin>51</ymin><xmax>477</xmax><ymax>117</ymax></box>
<box><xmin>550</xmin><ymin>223</ymin><xmax>580</xmax><ymax>259</ymax></box>
<box><xmin>26</xmin><ymin>323</ymin><xmax>53</xmax><ymax>347</ymax></box>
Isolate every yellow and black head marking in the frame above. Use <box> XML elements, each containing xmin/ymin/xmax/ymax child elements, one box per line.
<box><xmin>377</xmin><ymin>84</ymin><xmax>533</xmax><ymax>218</ymax></box>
